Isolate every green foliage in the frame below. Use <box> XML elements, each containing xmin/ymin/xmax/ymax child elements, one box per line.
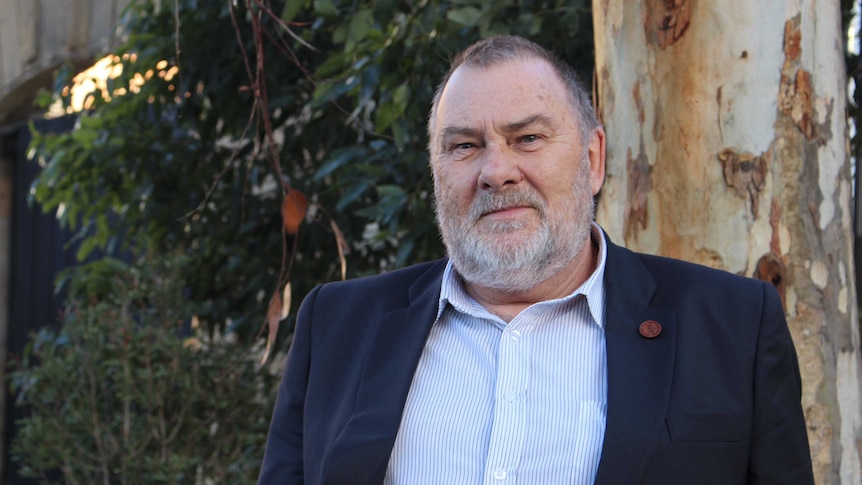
<box><xmin>9</xmin><ymin>256</ymin><xmax>277</xmax><ymax>484</ymax></box>
<box><xmin>17</xmin><ymin>0</ymin><xmax>595</xmax><ymax>480</ymax></box>
<box><xmin>27</xmin><ymin>0</ymin><xmax>594</xmax><ymax>342</ymax></box>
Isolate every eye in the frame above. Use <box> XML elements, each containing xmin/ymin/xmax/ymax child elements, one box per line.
<box><xmin>448</xmin><ymin>141</ymin><xmax>481</xmax><ymax>154</ymax></box>
<box><xmin>515</xmin><ymin>134</ymin><xmax>546</xmax><ymax>151</ymax></box>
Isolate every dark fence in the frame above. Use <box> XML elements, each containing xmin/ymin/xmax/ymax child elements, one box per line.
<box><xmin>4</xmin><ymin>116</ymin><xmax>76</xmax><ymax>484</ymax></box>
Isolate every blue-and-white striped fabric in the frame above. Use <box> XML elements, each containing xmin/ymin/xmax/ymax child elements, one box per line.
<box><xmin>384</xmin><ymin>224</ymin><xmax>609</xmax><ymax>485</ymax></box>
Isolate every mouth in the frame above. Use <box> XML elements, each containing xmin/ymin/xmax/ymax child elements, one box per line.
<box><xmin>480</xmin><ymin>205</ymin><xmax>535</xmax><ymax>220</ymax></box>
<box><xmin>469</xmin><ymin>190</ymin><xmax>544</xmax><ymax>223</ymax></box>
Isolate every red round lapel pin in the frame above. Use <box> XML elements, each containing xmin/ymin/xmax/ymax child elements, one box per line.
<box><xmin>639</xmin><ymin>320</ymin><xmax>662</xmax><ymax>338</ymax></box>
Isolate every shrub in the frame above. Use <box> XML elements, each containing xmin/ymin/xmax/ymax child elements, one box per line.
<box><xmin>8</xmin><ymin>258</ymin><xmax>277</xmax><ymax>485</ymax></box>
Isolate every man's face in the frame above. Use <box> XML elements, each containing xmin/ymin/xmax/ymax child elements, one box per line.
<box><xmin>430</xmin><ymin>57</ymin><xmax>604</xmax><ymax>291</ymax></box>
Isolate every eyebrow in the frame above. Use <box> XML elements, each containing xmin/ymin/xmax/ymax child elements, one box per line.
<box><xmin>440</xmin><ymin>114</ymin><xmax>556</xmax><ymax>140</ymax></box>
<box><xmin>440</xmin><ymin>126</ymin><xmax>482</xmax><ymax>139</ymax></box>
<box><xmin>501</xmin><ymin>114</ymin><xmax>555</xmax><ymax>133</ymax></box>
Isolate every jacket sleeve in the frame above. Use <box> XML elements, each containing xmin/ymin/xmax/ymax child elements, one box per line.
<box><xmin>257</xmin><ymin>285</ymin><xmax>320</xmax><ymax>485</ymax></box>
<box><xmin>747</xmin><ymin>282</ymin><xmax>814</xmax><ymax>484</ymax></box>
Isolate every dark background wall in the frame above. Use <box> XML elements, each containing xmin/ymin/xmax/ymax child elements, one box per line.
<box><xmin>4</xmin><ymin>116</ymin><xmax>76</xmax><ymax>484</ymax></box>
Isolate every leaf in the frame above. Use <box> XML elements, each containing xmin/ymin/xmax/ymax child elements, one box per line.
<box><xmin>313</xmin><ymin>0</ymin><xmax>337</xmax><ymax>17</ymax></box>
<box><xmin>329</xmin><ymin>219</ymin><xmax>348</xmax><ymax>281</ymax></box>
<box><xmin>375</xmin><ymin>101</ymin><xmax>399</xmax><ymax>133</ymax></box>
<box><xmin>376</xmin><ymin>83</ymin><xmax>410</xmax><ymax>132</ymax></box>
<box><xmin>392</xmin><ymin>121</ymin><xmax>407</xmax><ymax>150</ymax></box>
<box><xmin>446</xmin><ymin>6</ymin><xmax>482</xmax><ymax>27</ymax></box>
<box><xmin>332</xmin><ymin>23</ymin><xmax>347</xmax><ymax>44</ymax></box>
<box><xmin>311</xmin><ymin>75</ymin><xmax>360</xmax><ymax>106</ymax></box>
<box><xmin>281</xmin><ymin>189</ymin><xmax>308</xmax><ymax>235</ymax></box>
<box><xmin>280</xmin><ymin>282</ymin><xmax>292</xmax><ymax>320</ymax></box>
<box><xmin>314</xmin><ymin>51</ymin><xmax>349</xmax><ymax>78</ymax></box>
<box><xmin>336</xmin><ymin>181</ymin><xmax>370</xmax><ymax>211</ymax></box>
<box><xmin>261</xmin><ymin>289</ymin><xmax>283</xmax><ymax>365</ymax></box>
<box><xmin>346</xmin><ymin>9</ymin><xmax>375</xmax><ymax>51</ymax></box>
<box><xmin>393</xmin><ymin>83</ymin><xmax>409</xmax><ymax>108</ymax></box>
<box><xmin>76</xmin><ymin>237</ymin><xmax>97</xmax><ymax>262</ymax></box>
<box><xmin>314</xmin><ymin>146</ymin><xmax>367</xmax><ymax>180</ymax></box>
<box><xmin>376</xmin><ymin>184</ymin><xmax>406</xmax><ymax>199</ymax></box>
<box><xmin>281</xmin><ymin>0</ymin><xmax>306</xmax><ymax>23</ymax></box>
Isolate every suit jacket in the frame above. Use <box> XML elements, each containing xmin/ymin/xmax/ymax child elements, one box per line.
<box><xmin>258</xmin><ymin>238</ymin><xmax>814</xmax><ymax>485</ymax></box>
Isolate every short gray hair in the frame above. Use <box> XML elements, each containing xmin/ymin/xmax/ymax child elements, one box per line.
<box><xmin>428</xmin><ymin>35</ymin><xmax>600</xmax><ymax>158</ymax></box>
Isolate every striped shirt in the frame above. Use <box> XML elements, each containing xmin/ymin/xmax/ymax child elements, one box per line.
<box><xmin>384</xmin><ymin>224</ymin><xmax>608</xmax><ymax>485</ymax></box>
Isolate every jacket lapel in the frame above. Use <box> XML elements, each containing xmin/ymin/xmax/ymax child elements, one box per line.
<box><xmin>594</xmin><ymin>240</ymin><xmax>676</xmax><ymax>484</ymax></box>
<box><xmin>322</xmin><ymin>260</ymin><xmax>446</xmax><ymax>485</ymax></box>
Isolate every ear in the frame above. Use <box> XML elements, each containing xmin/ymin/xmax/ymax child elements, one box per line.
<box><xmin>587</xmin><ymin>127</ymin><xmax>606</xmax><ymax>196</ymax></box>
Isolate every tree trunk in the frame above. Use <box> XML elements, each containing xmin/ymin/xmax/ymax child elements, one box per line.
<box><xmin>593</xmin><ymin>1</ymin><xmax>862</xmax><ymax>483</ymax></box>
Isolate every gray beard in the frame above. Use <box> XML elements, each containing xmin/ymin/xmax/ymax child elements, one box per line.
<box><xmin>436</xmin><ymin>188</ymin><xmax>593</xmax><ymax>293</ymax></box>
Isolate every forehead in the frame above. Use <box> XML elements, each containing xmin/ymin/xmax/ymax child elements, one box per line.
<box><xmin>435</xmin><ymin>57</ymin><xmax>573</xmax><ymax>130</ymax></box>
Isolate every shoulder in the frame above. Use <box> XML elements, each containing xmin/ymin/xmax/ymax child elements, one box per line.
<box><xmin>318</xmin><ymin>258</ymin><xmax>447</xmax><ymax>293</ymax></box>
<box><xmin>608</xmin><ymin>240</ymin><xmax>776</xmax><ymax>310</ymax></box>
<box><xmin>637</xmin><ymin>251</ymin><xmax>761</xmax><ymax>288</ymax></box>
<box><xmin>304</xmin><ymin>259</ymin><xmax>447</xmax><ymax>312</ymax></box>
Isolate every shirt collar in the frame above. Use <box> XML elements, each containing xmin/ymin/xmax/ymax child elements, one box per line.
<box><xmin>437</xmin><ymin>222</ymin><xmax>609</xmax><ymax>328</ymax></box>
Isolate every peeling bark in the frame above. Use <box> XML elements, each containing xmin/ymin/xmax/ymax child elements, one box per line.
<box><xmin>718</xmin><ymin>148</ymin><xmax>767</xmax><ymax>217</ymax></box>
<box><xmin>645</xmin><ymin>0</ymin><xmax>692</xmax><ymax>49</ymax></box>
<box><xmin>624</xmin><ymin>145</ymin><xmax>651</xmax><ymax>237</ymax></box>
<box><xmin>780</xmin><ymin>17</ymin><xmax>817</xmax><ymax>140</ymax></box>
<box><xmin>754</xmin><ymin>252</ymin><xmax>787</xmax><ymax>309</ymax></box>
<box><xmin>781</xmin><ymin>68</ymin><xmax>817</xmax><ymax>140</ymax></box>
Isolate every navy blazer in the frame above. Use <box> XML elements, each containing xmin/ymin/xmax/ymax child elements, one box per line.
<box><xmin>258</xmin><ymin>238</ymin><xmax>813</xmax><ymax>484</ymax></box>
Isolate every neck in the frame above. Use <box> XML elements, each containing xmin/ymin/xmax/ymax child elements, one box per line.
<box><xmin>464</xmin><ymin>235</ymin><xmax>599</xmax><ymax>323</ymax></box>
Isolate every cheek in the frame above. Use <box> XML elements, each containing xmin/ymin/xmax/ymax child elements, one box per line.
<box><xmin>543</xmin><ymin>173</ymin><xmax>590</xmax><ymax>214</ymax></box>
<box><xmin>434</xmin><ymin>167</ymin><xmax>474</xmax><ymax>207</ymax></box>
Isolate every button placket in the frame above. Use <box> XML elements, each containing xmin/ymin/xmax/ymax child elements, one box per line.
<box><xmin>484</xmin><ymin>324</ymin><xmax>530</xmax><ymax>484</ymax></box>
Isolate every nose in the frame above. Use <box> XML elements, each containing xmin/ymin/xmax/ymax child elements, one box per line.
<box><xmin>477</xmin><ymin>143</ymin><xmax>524</xmax><ymax>191</ymax></box>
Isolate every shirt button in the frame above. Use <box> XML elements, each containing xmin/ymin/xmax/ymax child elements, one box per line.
<box><xmin>510</xmin><ymin>330</ymin><xmax>521</xmax><ymax>342</ymax></box>
<box><xmin>504</xmin><ymin>391</ymin><xmax>517</xmax><ymax>403</ymax></box>
<box><xmin>493</xmin><ymin>468</ymin><xmax>507</xmax><ymax>480</ymax></box>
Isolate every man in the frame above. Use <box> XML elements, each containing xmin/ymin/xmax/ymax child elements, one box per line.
<box><xmin>258</xmin><ymin>36</ymin><xmax>813</xmax><ymax>484</ymax></box>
